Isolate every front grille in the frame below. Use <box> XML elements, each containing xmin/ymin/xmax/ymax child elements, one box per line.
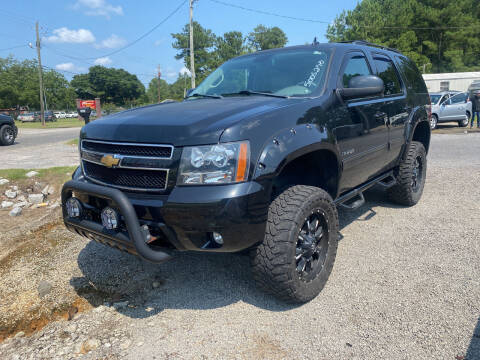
<box><xmin>82</xmin><ymin>140</ymin><xmax>172</xmax><ymax>158</ymax></box>
<box><xmin>83</xmin><ymin>161</ymin><xmax>168</xmax><ymax>190</ymax></box>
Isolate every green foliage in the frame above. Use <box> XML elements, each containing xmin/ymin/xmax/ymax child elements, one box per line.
<box><xmin>247</xmin><ymin>25</ymin><xmax>288</xmax><ymax>51</ymax></box>
<box><xmin>71</xmin><ymin>66</ymin><xmax>145</xmax><ymax>106</ymax></box>
<box><xmin>212</xmin><ymin>31</ymin><xmax>248</xmax><ymax>68</ymax></box>
<box><xmin>171</xmin><ymin>21</ymin><xmax>217</xmax><ymax>80</ymax></box>
<box><xmin>146</xmin><ymin>74</ymin><xmax>191</xmax><ymax>102</ymax></box>
<box><xmin>326</xmin><ymin>0</ymin><xmax>480</xmax><ymax>73</ymax></box>
<box><xmin>171</xmin><ymin>23</ymin><xmax>288</xmax><ymax>82</ymax></box>
<box><xmin>0</xmin><ymin>56</ymin><xmax>74</xmax><ymax>110</ymax></box>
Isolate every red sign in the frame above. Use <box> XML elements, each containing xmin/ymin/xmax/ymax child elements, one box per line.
<box><xmin>79</xmin><ymin>100</ymin><xmax>96</xmax><ymax>109</ymax></box>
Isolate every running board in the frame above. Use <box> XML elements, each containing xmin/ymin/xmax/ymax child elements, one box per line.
<box><xmin>335</xmin><ymin>171</ymin><xmax>395</xmax><ymax>211</ymax></box>
<box><xmin>377</xmin><ymin>174</ymin><xmax>397</xmax><ymax>188</ymax></box>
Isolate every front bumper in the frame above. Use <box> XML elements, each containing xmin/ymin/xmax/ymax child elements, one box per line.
<box><xmin>61</xmin><ymin>178</ymin><xmax>269</xmax><ymax>262</ymax></box>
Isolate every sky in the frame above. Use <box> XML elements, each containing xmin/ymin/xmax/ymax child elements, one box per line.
<box><xmin>0</xmin><ymin>0</ymin><xmax>360</xmax><ymax>87</ymax></box>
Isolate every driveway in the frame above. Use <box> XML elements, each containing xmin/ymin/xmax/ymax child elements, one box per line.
<box><xmin>0</xmin><ymin>128</ymin><xmax>80</xmax><ymax>169</ymax></box>
<box><xmin>0</xmin><ymin>133</ymin><xmax>479</xmax><ymax>360</ymax></box>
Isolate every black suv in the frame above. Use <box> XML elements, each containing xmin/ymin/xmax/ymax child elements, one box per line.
<box><xmin>62</xmin><ymin>41</ymin><xmax>431</xmax><ymax>303</ymax></box>
<box><xmin>0</xmin><ymin>113</ymin><xmax>17</xmax><ymax>146</ymax></box>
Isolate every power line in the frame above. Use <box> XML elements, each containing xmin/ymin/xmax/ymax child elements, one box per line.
<box><xmin>209</xmin><ymin>0</ymin><xmax>329</xmax><ymax>24</ymax></box>
<box><xmin>0</xmin><ymin>44</ymin><xmax>28</xmax><ymax>52</ymax></box>
<box><xmin>79</xmin><ymin>0</ymin><xmax>187</xmax><ymax>60</ymax></box>
<box><xmin>43</xmin><ymin>44</ymin><xmax>95</xmax><ymax>65</ymax></box>
<box><xmin>210</xmin><ymin>0</ymin><xmax>480</xmax><ymax>30</ymax></box>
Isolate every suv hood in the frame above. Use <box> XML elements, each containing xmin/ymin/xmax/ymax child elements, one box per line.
<box><xmin>80</xmin><ymin>97</ymin><xmax>299</xmax><ymax>146</ymax></box>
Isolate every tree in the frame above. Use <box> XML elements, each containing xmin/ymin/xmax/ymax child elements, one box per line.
<box><xmin>326</xmin><ymin>0</ymin><xmax>480</xmax><ymax>73</ymax></box>
<box><xmin>43</xmin><ymin>70</ymin><xmax>76</xmax><ymax>110</ymax></box>
<box><xmin>71</xmin><ymin>66</ymin><xmax>145</xmax><ymax>106</ymax></box>
<box><xmin>213</xmin><ymin>31</ymin><xmax>248</xmax><ymax>67</ymax></box>
<box><xmin>146</xmin><ymin>77</ymin><xmax>170</xmax><ymax>103</ymax></box>
<box><xmin>171</xmin><ymin>21</ymin><xmax>216</xmax><ymax>81</ymax></box>
<box><xmin>0</xmin><ymin>56</ymin><xmax>74</xmax><ymax>110</ymax></box>
<box><xmin>247</xmin><ymin>25</ymin><xmax>288</xmax><ymax>51</ymax></box>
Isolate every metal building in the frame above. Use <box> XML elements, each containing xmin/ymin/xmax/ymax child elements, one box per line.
<box><xmin>422</xmin><ymin>72</ymin><xmax>480</xmax><ymax>92</ymax></box>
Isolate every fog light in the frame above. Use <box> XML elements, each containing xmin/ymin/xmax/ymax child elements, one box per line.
<box><xmin>65</xmin><ymin>197</ymin><xmax>82</xmax><ymax>218</ymax></box>
<box><xmin>212</xmin><ymin>232</ymin><xmax>223</xmax><ymax>245</ymax></box>
<box><xmin>101</xmin><ymin>207</ymin><xmax>120</xmax><ymax>230</ymax></box>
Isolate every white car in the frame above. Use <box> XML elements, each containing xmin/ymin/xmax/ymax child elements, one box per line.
<box><xmin>429</xmin><ymin>91</ymin><xmax>472</xmax><ymax>129</ymax></box>
<box><xmin>67</xmin><ymin>112</ymin><xmax>77</xmax><ymax>118</ymax></box>
<box><xmin>54</xmin><ymin>111</ymin><xmax>66</xmax><ymax>119</ymax></box>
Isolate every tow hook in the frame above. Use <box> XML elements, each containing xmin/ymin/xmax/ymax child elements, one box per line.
<box><xmin>140</xmin><ymin>225</ymin><xmax>157</xmax><ymax>244</ymax></box>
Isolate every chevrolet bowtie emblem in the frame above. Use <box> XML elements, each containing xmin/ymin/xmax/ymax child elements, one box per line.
<box><xmin>100</xmin><ymin>154</ymin><xmax>120</xmax><ymax>168</ymax></box>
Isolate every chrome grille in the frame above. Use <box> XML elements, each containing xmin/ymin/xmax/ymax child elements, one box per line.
<box><xmin>80</xmin><ymin>139</ymin><xmax>172</xmax><ymax>191</ymax></box>
<box><xmin>82</xmin><ymin>140</ymin><xmax>173</xmax><ymax>159</ymax></box>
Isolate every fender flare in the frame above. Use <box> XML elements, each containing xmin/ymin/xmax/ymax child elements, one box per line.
<box><xmin>402</xmin><ymin>105</ymin><xmax>431</xmax><ymax>159</ymax></box>
<box><xmin>253</xmin><ymin>123</ymin><xmax>341</xmax><ymax>181</ymax></box>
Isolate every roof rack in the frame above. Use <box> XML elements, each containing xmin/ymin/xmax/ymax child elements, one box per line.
<box><xmin>338</xmin><ymin>40</ymin><xmax>402</xmax><ymax>54</ymax></box>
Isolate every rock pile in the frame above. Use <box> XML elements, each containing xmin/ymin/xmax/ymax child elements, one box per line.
<box><xmin>0</xmin><ymin>179</ymin><xmax>60</xmax><ymax>217</ymax></box>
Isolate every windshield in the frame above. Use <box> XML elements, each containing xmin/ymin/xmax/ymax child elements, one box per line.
<box><xmin>190</xmin><ymin>48</ymin><xmax>331</xmax><ymax>98</ymax></box>
<box><xmin>430</xmin><ymin>94</ymin><xmax>442</xmax><ymax>104</ymax></box>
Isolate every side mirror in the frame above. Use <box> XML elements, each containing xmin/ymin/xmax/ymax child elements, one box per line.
<box><xmin>339</xmin><ymin>75</ymin><xmax>384</xmax><ymax>100</ymax></box>
<box><xmin>185</xmin><ymin>88</ymin><xmax>195</xmax><ymax>98</ymax></box>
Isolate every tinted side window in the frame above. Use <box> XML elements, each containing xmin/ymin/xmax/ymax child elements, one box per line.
<box><xmin>342</xmin><ymin>55</ymin><xmax>371</xmax><ymax>88</ymax></box>
<box><xmin>395</xmin><ymin>56</ymin><xmax>428</xmax><ymax>94</ymax></box>
<box><xmin>373</xmin><ymin>57</ymin><xmax>402</xmax><ymax>95</ymax></box>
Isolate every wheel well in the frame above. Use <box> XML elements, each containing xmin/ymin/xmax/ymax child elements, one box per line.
<box><xmin>272</xmin><ymin>150</ymin><xmax>339</xmax><ymax>199</ymax></box>
<box><xmin>412</xmin><ymin>121</ymin><xmax>431</xmax><ymax>153</ymax></box>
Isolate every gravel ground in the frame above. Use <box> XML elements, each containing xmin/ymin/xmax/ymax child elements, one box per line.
<box><xmin>1</xmin><ymin>128</ymin><xmax>80</xmax><ymax>169</ymax></box>
<box><xmin>0</xmin><ymin>133</ymin><xmax>479</xmax><ymax>359</ymax></box>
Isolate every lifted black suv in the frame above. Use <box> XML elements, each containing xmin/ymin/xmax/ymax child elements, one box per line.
<box><xmin>0</xmin><ymin>113</ymin><xmax>17</xmax><ymax>146</ymax></box>
<box><xmin>62</xmin><ymin>41</ymin><xmax>431</xmax><ymax>303</ymax></box>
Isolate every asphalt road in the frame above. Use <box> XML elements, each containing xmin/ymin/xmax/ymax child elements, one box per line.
<box><xmin>11</xmin><ymin>128</ymin><xmax>81</xmax><ymax>149</ymax></box>
<box><xmin>0</xmin><ymin>128</ymin><xmax>80</xmax><ymax>169</ymax></box>
<box><xmin>1</xmin><ymin>133</ymin><xmax>479</xmax><ymax>360</ymax></box>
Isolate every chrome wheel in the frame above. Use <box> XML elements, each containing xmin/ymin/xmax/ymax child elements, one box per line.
<box><xmin>430</xmin><ymin>115</ymin><xmax>437</xmax><ymax>130</ymax></box>
<box><xmin>296</xmin><ymin>210</ymin><xmax>329</xmax><ymax>282</ymax></box>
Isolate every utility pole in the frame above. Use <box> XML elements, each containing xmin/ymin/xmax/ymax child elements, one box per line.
<box><xmin>189</xmin><ymin>0</ymin><xmax>196</xmax><ymax>89</ymax></box>
<box><xmin>157</xmin><ymin>65</ymin><xmax>162</xmax><ymax>103</ymax></box>
<box><xmin>35</xmin><ymin>22</ymin><xmax>45</xmax><ymax>126</ymax></box>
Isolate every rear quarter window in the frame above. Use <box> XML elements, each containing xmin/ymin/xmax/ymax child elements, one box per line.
<box><xmin>395</xmin><ymin>55</ymin><xmax>428</xmax><ymax>94</ymax></box>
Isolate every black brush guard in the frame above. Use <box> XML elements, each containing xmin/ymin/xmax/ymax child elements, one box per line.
<box><xmin>62</xmin><ymin>180</ymin><xmax>172</xmax><ymax>263</ymax></box>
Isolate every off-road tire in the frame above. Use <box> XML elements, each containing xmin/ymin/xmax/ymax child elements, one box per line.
<box><xmin>0</xmin><ymin>124</ymin><xmax>15</xmax><ymax>146</ymax></box>
<box><xmin>251</xmin><ymin>185</ymin><xmax>339</xmax><ymax>303</ymax></box>
<box><xmin>388</xmin><ymin>141</ymin><xmax>427</xmax><ymax>206</ymax></box>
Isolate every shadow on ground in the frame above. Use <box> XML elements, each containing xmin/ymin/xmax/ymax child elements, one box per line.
<box><xmin>467</xmin><ymin>317</ymin><xmax>480</xmax><ymax>359</ymax></box>
<box><xmin>70</xmin><ymin>185</ymin><xmax>403</xmax><ymax>318</ymax></box>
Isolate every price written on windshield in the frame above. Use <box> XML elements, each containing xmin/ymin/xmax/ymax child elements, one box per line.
<box><xmin>304</xmin><ymin>60</ymin><xmax>325</xmax><ymax>88</ymax></box>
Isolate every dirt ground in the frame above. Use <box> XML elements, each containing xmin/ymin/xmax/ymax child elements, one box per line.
<box><xmin>0</xmin><ymin>133</ymin><xmax>479</xmax><ymax>360</ymax></box>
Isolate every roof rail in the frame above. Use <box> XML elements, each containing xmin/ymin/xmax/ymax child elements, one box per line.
<box><xmin>337</xmin><ymin>40</ymin><xmax>402</xmax><ymax>54</ymax></box>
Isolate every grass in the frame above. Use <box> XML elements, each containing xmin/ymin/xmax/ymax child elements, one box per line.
<box><xmin>66</xmin><ymin>138</ymin><xmax>79</xmax><ymax>146</ymax></box>
<box><xmin>15</xmin><ymin>118</ymin><xmax>88</xmax><ymax>129</ymax></box>
<box><xmin>0</xmin><ymin>166</ymin><xmax>77</xmax><ymax>182</ymax></box>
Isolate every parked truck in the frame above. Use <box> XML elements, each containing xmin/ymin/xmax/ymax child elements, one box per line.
<box><xmin>62</xmin><ymin>41</ymin><xmax>431</xmax><ymax>303</ymax></box>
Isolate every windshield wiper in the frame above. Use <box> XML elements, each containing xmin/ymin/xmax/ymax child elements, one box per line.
<box><xmin>186</xmin><ymin>93</ymin><xmax>223</xmax><ymax>99</ymax></box>
<box><xmin>223</xmin><ymin>90</ymin><xmax>288</xmax><ymax>99</ymax></box>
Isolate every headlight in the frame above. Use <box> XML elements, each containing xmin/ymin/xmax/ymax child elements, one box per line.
<box><xmin>178</xmin><ymin>141</ymin><xmax>250</xmax><ymax>185</ymax></box>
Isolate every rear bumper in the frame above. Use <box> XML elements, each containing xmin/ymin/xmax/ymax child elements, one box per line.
<box><xmin>62</xmin><ymin>177</ymin><xmax>269</xmax><ymax>262</ymax></box>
